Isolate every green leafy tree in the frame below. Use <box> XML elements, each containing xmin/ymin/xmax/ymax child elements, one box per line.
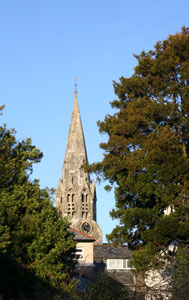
<box><xmin>86</xmin><ymin>27</ymin><xmax>189</xmax><ymax>273</ymax></box>
<box><xmin>68</xmin><ymin>273</ymin><xmax>142</xmax><ymax>300</ymax></box>
<box><xmin>170</xmin><ymin>246</ymin><xmax>189</xmax><ymax>300</ymax></box>
<box><xmin>0</xmin><ymin>109</ymin><xmax>76</xmax><ymax>298</ymax></box>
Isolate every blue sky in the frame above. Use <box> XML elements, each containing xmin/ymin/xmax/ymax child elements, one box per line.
<box><xmin>0</xmin><ymin>0</ymin><xmax>188</xmax><ymax>241</ymax></box>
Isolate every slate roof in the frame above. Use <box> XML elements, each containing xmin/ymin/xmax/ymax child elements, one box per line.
<box><xmin>70</xmin><ymin>226</ymin><xmax>96</xmax><ymax>242</ymax></box>
<box><xmin>94</xmin><ymin>243</ymin><xmax>132</xmax><ymax>260</ymax></box>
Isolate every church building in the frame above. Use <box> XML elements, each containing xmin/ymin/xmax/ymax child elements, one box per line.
<box><xmin>56</xmin><ymin>86</ymin><xmax>102</xmax><ymax>244</ymax></box>
<box><xmin>56</xmin><ymin>85</ymin><xmax>136</xmax><ymax>287</ymax></box>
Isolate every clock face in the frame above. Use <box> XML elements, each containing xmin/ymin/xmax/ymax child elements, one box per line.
<box><xmin>81</xmin><ymin>222</ymin><xmax>91</xmax><ymax>234</ymax></box>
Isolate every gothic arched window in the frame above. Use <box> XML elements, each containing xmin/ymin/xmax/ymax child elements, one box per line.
<box><xmin>67</xmin><ymin>194</ymin><xmax>70</xmax><ymax>202</ymax></box>
<box><xmin>82</xmin><ymin>193</ymin><xmax>89</xmax><ymax>219</ymax></box>
<box><xmin>67</xmin><ymin>193</ymin><xmax>75</xmax><ymax>215</ymax></box>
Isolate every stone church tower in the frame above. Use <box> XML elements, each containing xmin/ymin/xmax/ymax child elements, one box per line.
<box><xmin>56</xmin><ymin>88</ymin><xmax>102</xmax><ymax>243</ymax></box>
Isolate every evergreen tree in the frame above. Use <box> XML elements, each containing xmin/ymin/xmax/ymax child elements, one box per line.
<box><xmin>86</xmin><ymin>27</ymin><xmax>189</xmax><ymax>272</ymax></box>
<box><xmin>0</xmin><ymin>108</ymin><xmax>76</xmax><ymax>298</ymax></box>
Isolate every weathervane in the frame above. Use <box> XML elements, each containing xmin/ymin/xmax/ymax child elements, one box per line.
<box><xmin>74</xmin><ymin>76</ymin><xmax>78</xmax><ymax>92</ymax></box>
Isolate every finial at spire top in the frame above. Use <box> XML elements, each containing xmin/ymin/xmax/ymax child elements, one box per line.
<box><xmin>74</xmin><ymin>76</ymin><xmax>78</xmax><ymax>97</ymax></box>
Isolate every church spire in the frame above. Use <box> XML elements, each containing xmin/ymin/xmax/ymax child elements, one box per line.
<box><xmin>62</xmin><ymin>81</ymin><xmax>89</xmax><ymax>183</ymax></box>
<box><xmin>56</xmin><ymin>84</ymin><xmax>102</xmax><ymax>243</ymax></box>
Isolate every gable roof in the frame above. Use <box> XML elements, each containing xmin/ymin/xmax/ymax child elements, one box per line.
<box><xmin>69</xmin><ymin>226</ymin><xmax>96</xmax><ymax>242</ymax></box>
<box><xmin>94</xmin><ymin>244</ymin><xmax>132</xmax><ymax>260</ymax></box>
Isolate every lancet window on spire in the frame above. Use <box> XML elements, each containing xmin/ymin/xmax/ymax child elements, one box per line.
<box><xmin>67</xmin><ymin>193</ymin><xmax>75</xmax><ymax>216</ymax></box>
<box><xmin>82</xmin><ymin>192</ymin><xmax>89</xmax><ymax>218</ymax></box>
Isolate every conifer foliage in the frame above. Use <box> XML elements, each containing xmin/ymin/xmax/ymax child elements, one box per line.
<box><xmin>0</xmin><ymin>106</ymin><xmax>76</xmax><ymax>298</ymax></box>
<box><xmin>87</xmin><ymin>28</ymin><xmax>189</xmax><ymax>271</ymax></box>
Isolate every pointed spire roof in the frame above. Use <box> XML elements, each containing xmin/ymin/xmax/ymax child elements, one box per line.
<box><xmin>62</xmin><ymin>88</ymin><xmax>88</xmax><ymax>181</ymax></box>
